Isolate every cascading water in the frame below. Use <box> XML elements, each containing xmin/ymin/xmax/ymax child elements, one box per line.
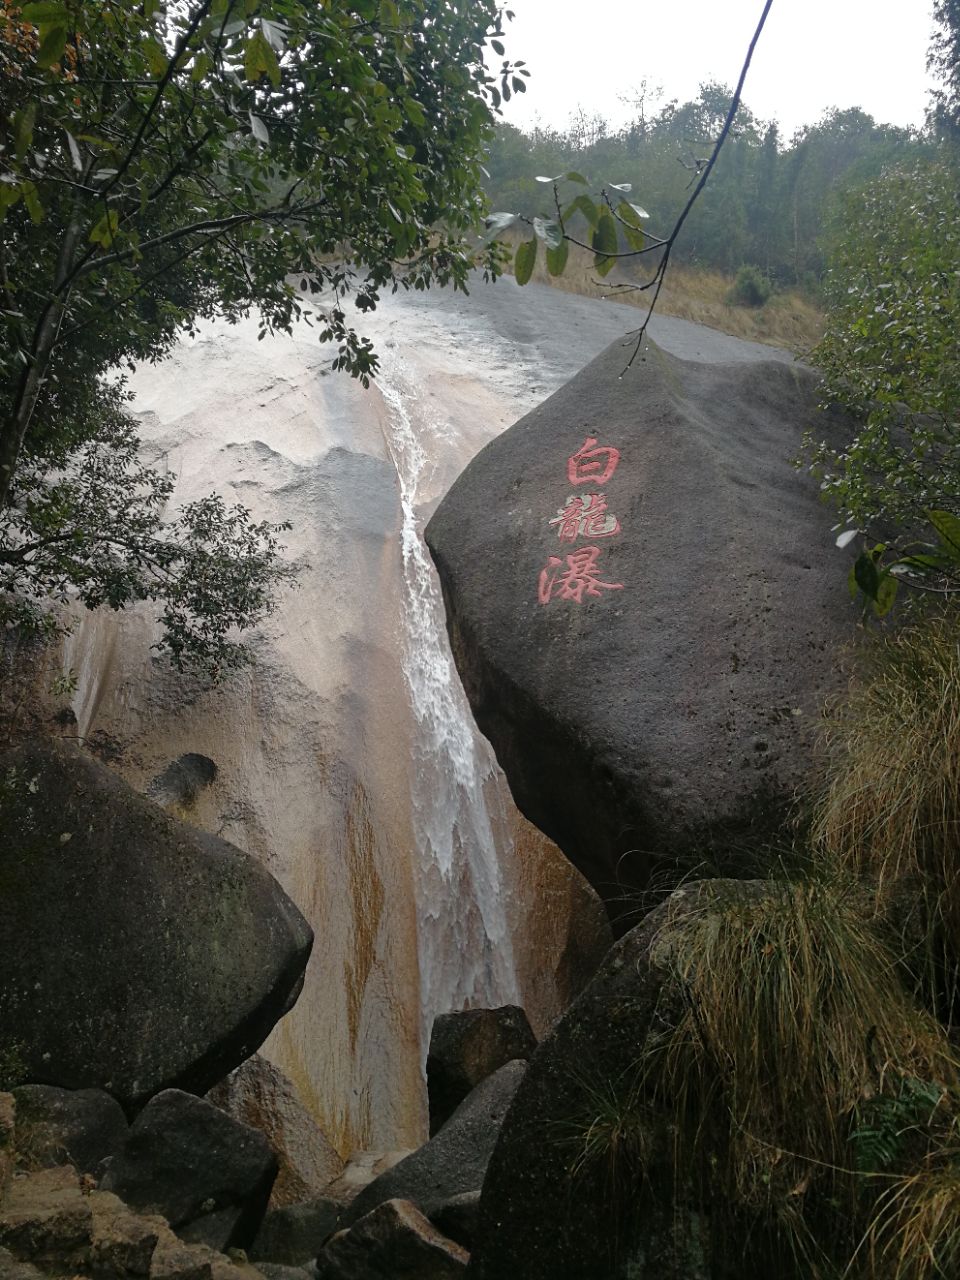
<box><xmin>375</xmin><ymin>349</ymin><xmax>520</xmax><ymax>1042</ymax></box>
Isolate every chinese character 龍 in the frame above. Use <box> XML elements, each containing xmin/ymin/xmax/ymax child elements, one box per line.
<box><xmin>548</xmin><ymin>493</ymin><xmax>621</xmax><ymax>542</ymax></box>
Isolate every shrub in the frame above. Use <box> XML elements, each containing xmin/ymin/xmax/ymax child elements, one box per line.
<box><xmin>727</xmin><ymin>264</ymin><xmax>772</xmax><ymax>307</ymax></box>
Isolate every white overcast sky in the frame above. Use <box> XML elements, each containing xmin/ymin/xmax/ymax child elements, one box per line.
<box><xmin>497</xmin><ymin>0</ymin><xmax>938</xmax><ymax>139</ymax></box>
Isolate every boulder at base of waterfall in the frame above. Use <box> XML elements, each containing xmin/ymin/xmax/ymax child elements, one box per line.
<box><xmin>10</xmin><ymin>1086</ymin><xmax>128</xmax><ymax>1176</ymax></box>
<box><xmin>101</xmin><ymin>1090</ymin><xmax>277</xmax><ymax>1252</ymax></box>
<box><xmin>316</xmin><ymin>1199</ymin><xmax>467</xmax><ymax>1280</ymax></box>
<box><xmin>249</xmin><ymin>1200</ymin><xmax>344</xmax><ymax>1265</ymax></box>
<box><xmin>426</xmin><ymin>1008</ymin><xmax>536</xmax><ymax>1135</ymax></box>
<box><xmin>343</xmin><ymin>1062</ymin><xmax>526</xmax><ymax>1227</ymax></box>
<box><xmin>428</xmin><ymin>1191</ymin><xmax>480</xmax><ymax>1252</ymax></box>
<box><xmin>466</xmin><ymin>881</ymin><xmax>778</xmax><ymax>1280</ymax></box>
<box><xmin>425</xmin><ymin>339</ymin><xmax>857</xmax><ymax>917</ymax></box>
<box><xmin>207</xmin><ymin>1055</ymin><xmax>344</xmax><ymax>1207</ymax></box>
<box><xmin>0</xmin><ymin>738</ymin><xmax>313</xmax><ymax>1111</ymax></box>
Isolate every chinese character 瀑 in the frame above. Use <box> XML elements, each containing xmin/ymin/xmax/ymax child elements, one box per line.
<box><xmin>548</xmin><ymin>493</ymin><xmax>621</xmax><ymax>543</ymax></box>
<box><xmin>567</xmin><ymin>436</ymin><xmax>621</xmax><ymax>486</ymax></box>
<box><xmin>538</xmin><ymin>545</ymin><xmax>624</xmax><ymax>605</ymax></box>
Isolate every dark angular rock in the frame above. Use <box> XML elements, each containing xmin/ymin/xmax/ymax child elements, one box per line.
<box><xmin>466</xmin><ymin>882</ymin><xmax>756</xmax><ymax>1279</ymax></box>
<box><xmin>254</xmin><ymin>1265</ymin><xmax>314</xmax><ymax>1280</ymax></box>
<box><xmin>343</xmin><ymin>1061</ymin><xmax>525</xmax><ymax>1227</ymax></box>
<box><xmin>317</xmin><ymin>1199</ymin><xmax>467</xmax><ymax>1279</ymax></box>
<box><xmin>426</xmin><ymin>339</ymin><xmax>858</xmax><ymax>922</ymax></box>
<box><xmin>100</xmin><ymin>1089</ymin><xmax>278</xmax><ymax>1252</ymax></box>
<box><xmin>428</xmin><ymin>1191</ymin><xmax>479</xmax><ymax>1252</ymax></box>
<box><xmin>427</xmin><ymin>1008</ymin><xmax>536</xmax><ymax>1135</ymax></box>
<box><xmin>0</xmin><ymin>738</ymin><xmax>313</xmax><ymax>1111</ymax></box>
<box><xmin>12</xmin><ymin>1085</ymin><xmax>128</xmax><ymax>1175</ymax></box>
<box><xmin>249</xmin><ymin>1199</ymin><xmax>342</xmax><ymax>1264</ymax></box>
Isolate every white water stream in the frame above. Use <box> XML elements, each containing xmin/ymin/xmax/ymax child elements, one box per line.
<box><xmin>376</xmin><ymin>354</ymin><xmax>519</xmax><ymax>1041</ymax></box>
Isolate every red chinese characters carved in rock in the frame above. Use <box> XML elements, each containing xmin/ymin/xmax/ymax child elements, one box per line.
<box><xmin>538</xmin><ymin>546</ymin><xmax>624</xmax><ymax>605</ymax></box>
<box><xmin>567</xmin><ymin>436</ymin><xmax>621</xmax><ymax>487</ymax></box>
<box><xmin>549</xmin><ymin>493</ymin><xmax>621</xmax><ymax>543</ymax></box>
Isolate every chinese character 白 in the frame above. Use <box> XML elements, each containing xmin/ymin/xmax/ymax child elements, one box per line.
<box><xmin>567</xmin><ymin>436</ymin><xmax>621</xmax><ymax>486</ymax></box>
<box><xmin>538</xmin><ymin>546</ymin><xmax>624</xmax><ymax>605</ymax></box>
<box><xmin>548</xmin><ymin>493</ymin><xmax>621</xmax><ymax>543</ymax></box>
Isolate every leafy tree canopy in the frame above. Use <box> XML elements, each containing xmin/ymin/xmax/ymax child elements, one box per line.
<box><xmin>0</xmin><ymin>0</ymin><xmax>516</xmax><ymax>674</ymax></box>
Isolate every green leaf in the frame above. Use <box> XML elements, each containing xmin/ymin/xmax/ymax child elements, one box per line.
<box><xmin>143</xmin><ymin>37</ymin><xmax>168</xmax><ymax>78</ymax></box>
<box><xmin>926</xmin><ymin>510</ymin><xmax>960</xmax><ymax>561</ymax></box>
<box><xmin>249</xmin><ymin>112</ymin><xmax>270</xmax><ymax>145</ymax></box>
<box><xmin>20</xmin><ymin>181</ymin><xmax>43</xmax><ymax>224</ymax></box>
<box><xmin>592</xmin><ymin>212</ymin><xmax>618</xmax><ymax>276</ymax></box>
<box><xmin>244</xmin><ymin>29</ymin><xmax>280</xmax><ymax>86</ymax></box>
<box><xmin>873</xmin><ymin>572</ymin><xmax>898</xmax><ymax>616</ymax></box>
<box><xmin>14</xmin><ymin>103</ymin><xmax>37</xmax><ymax>162</ymax></box>
<box><xmin>36</xmin><ymin>23</ymin><xmax>68</xmax><ymax>69</ymax></box>
<box><xmin>546</xmin><ymin>237</ymin><xmax>569</xmax><ymax>277</ymax></box>
<box><xmin>564</xmin><ymin>171</ymin><xmax>589</xmax><ymax>184</ymax></box>
<box><xmin>19</xmin><ymin>1</ymin><xmax>69</xmax><ymax>20</ymax></box>
<box><xmin>484</xmin><ymin>211</ymin><xmax>518</xmax><ymax>236</ymax></box>
<box><xmin>514</xmin><ymin>236</ymin><xmax>537</xmax><ymax>286</ymax></box>
<box><xmin>532</xmin><ymin>217</ymin><xmax>563</xmax><ymax>249</ymax></box>
<box><xmin>853</xmin><ymin>551</ymin><xmax>880</xmax><ymax>601</ymax></box>
<box><xmin>564</xmin><ymin>193</ymin><xmax>599</xmax><ymax>228</ymax></box>
<box><xmin>89</xmin><ymin>208</ymin><xmax>119</xmax><ymax>248</ymax></box>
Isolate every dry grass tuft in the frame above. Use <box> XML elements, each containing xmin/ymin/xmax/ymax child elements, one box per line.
<box><xmin>812</xmin><ymin>610</ymin><xmax>960</xmax><ymax>1003</ymax></box>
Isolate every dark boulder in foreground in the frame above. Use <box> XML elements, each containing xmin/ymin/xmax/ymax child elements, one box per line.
<box><xmin>0</xmin><ymin>738</ymin><xmax>313</xmax><ymax>1111</ymax></box>
<box><xmin>318</xmin><ymin>1199</ymin><xmax>467</xmax><ymax>1279</ymax></box>
<box><xmin>467</xmin><ymin>882</ymin><xmax>736</xmax><ymax>1280</ymax></box>
<box><xmin>426</xmin><ymin>338</ymin><xmax>856</xmax><ymax>918</ymax></box>
<box><xmin>101</xmin><ymin>1089</ymin><xmax>277</xmax><ymax>1251</ymax></box>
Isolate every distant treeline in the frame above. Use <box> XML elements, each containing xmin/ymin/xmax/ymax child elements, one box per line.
<box><xmin>483</xmin><ymin>83</ymin><xmax>931</xmax><ymax>290</ymax></box>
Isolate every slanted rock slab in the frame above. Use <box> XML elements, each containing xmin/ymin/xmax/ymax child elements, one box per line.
<box><xmin>317</xmin><ymin>1199</ymin><xmax>467</xmax><ymax>1279</ymax></box>
<box><xmin>426</xmin><ymin>339</ymin><xmax>857</xmax><ymax>918</ymax></box>
<box><xmin>426</xmin><ymin>1008</ymin><xmax>536</xmax><ymax>1135</ymax></box>
<box><xmin>0</xmin><ymin>738</ymin><xmax>313</xmax><ymax>1110</ymax></box>
<box><xmin>207</xmin><ymin>1055</ymin><xmax>343</xmax><ymax>1207</ymax></box>
<box><xmin>343</xmin><ymin>1061</ymin><xmax>525</xmax><ymax>1226</ymax></box>
<box><xmin>0</xmin><ymin>1165</ymin><xmax>93</xmax><ymax>1268</ymax></box>
<box><xmin>100</xmin><ymin>1090</ymin><xmax>277</xmax><ymax>1252</ymax></box>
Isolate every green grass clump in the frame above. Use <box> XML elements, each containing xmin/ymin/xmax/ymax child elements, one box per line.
<box><xmin>567</xmin><ymin>875</ymin><xmax>960</xmax><ymax>1277</ymax></box>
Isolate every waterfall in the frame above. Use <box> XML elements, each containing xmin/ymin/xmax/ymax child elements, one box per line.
<box><xmin>375</xmin><ymin>350</ymin><xmax>520</xmax><ymax>1044</ymax></box>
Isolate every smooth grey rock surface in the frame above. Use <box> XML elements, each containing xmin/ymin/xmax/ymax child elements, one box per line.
<box><xmin>426</xmin><ymin>337</ymin><xmax>857</xmax><ymax>919</ymax></box>
<box><xmin>344</xmin><ymin>1062</ymin><xmax>525</xmax><ymax>1226</ymax></box>
<box><xmin>0</xmin><ymin>738</ymin><xmax>313</xmax><ymax>1110</ymax></box>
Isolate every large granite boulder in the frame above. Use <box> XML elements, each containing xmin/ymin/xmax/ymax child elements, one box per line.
<box><xmin>0</xmin><ymin>739</ymin><xmax>313</xmax><ymax>1111</ymax></box>
<box><xmin>100</xmin><ymin>1090</ymin><xmax>277</xmax><ymax>1251</ymax></box>
<box><xmin>206</xmin><ymin>1055</ymin><xmax>344</xmax><ymax>1207</ymax></box>
<box><xmin>426</xmin><ymin>339</ymin><xmax>856</xmax><ymax>918</ymax></box>
<box><xmin>343</xmin><ymin>1062</ymin><xmax>525</xmax><ymax>1226</ymax></box>
<box><xmin>467</xmin><ymin>882</ymin><xmax>729</xmax><ymax>1280</ymax></box>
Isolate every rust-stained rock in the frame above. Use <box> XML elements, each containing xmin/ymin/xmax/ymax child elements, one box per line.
<box><xmin>207</xmin><ymin>1056</ymin><xmax>343</xmax><ymax>1207</ymax></box>
<box><xmin>317</xmin><ymin>1199</ymin><xmax>467</xmax><ymax>1279</ymax></box>
<box><xmin>88</xmin><ymin>1191</ymin><xmax>161</xmax><ymax>1277</ymax></box>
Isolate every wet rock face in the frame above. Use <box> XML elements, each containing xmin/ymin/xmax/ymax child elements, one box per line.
<box><xmin>426</xmin><ymin>339</ymin><xmax>857</xmax><ymax>919</ymax></box>
<box><xmin>0</xmin><ymin>739</ymin><xmax>313</xmax><ymax>1111</ymax></box>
